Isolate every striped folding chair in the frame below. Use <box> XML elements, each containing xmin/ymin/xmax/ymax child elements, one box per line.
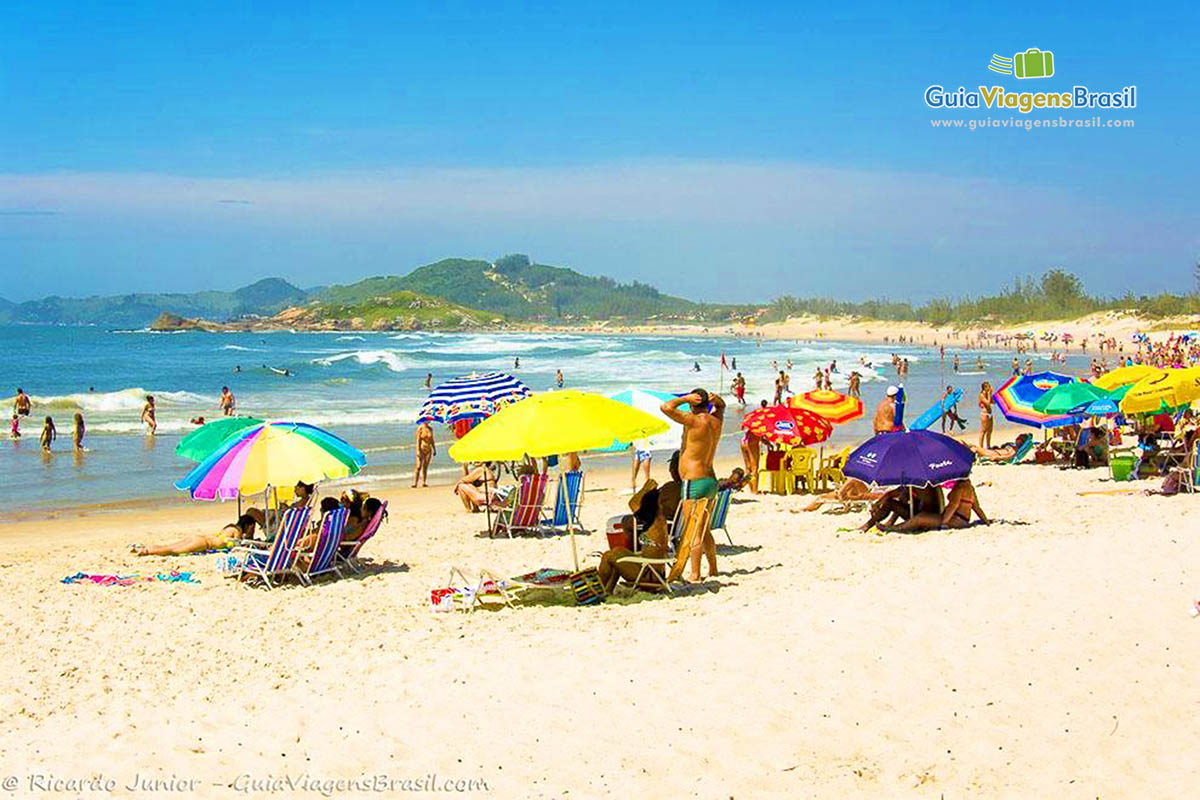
<box><xmin>544</xmin><ymin>471</ymin><xmax>585</xmax><ymax>533</ymax></box>
<box><xmin>337</xmin><ymin>501</ymin><xmax>387</xmax><ymax>574</ymax></box>
<box><xmin>709</xmin><ymin>488</ymin><xmax>733</xmax><ymax>545</ymax></box>
<box><xmin>235</xmin><ymin>505</ymin><xmax>312</xmax><ymax>589</ymax></box>
<box><xmin>492</xmin><ymin>473</ymin><xmax>549</xmax><ymax>538</ymax></box>
<box><xmin>296</xmin><ymin>507</ymin><xmax>350</xmax><ymax>585</ymax></box>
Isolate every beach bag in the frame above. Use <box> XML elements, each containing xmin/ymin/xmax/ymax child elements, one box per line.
<box><xmin>569</xmin><ymin>568</ymin><xmax>606</xmax><ymax>606</ymax></box>
<box><xmin>430</xmin><ymin>587</ymin><xmax>457</xmax><ymax>613</ymax></box>
<box><xmin>1160</xmin><ymin>471</ymin><xmax>1181</xmax><ymax>496</ymax></box>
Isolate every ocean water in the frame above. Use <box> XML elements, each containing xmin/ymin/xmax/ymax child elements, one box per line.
<box><xmin>0</xmin><ymin>325</ymin><xmax>1085</xmax><ymax>515</ymax></box>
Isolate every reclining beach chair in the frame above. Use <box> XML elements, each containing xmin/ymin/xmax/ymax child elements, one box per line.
<box><xmin>234</xmin><ymin>505</ymin><xmax>312</xmax><ymax>589</ymax></box>
<box><xmin>709</xmin><ymin>488</ymin><xmax>733</xmax><ymax>546</ymax></box>
<box><xmin>543</xmin><ymin>470</ymin><xmax>585</xmax><ymax>534</ymax></box>
<box><xmin>492</xmin><ymin>472</ymin><xmax>549</xmax><ymax>538</ymax></box>
<box><xmin>1168</xmin><ymin>441</ymin><xmax>1199</xmax><ymax>493</ymax></box>
<box><xmin>615</xmin><ymin>495</ymin><xmax>717</xmax><ymax>595</ymax></box>
<box><xmin>295</xmin><ymin>507</ymin><xmax>349</xmax><ymax>586</ymax></box>
<box><xmin>337</xmin><ymin>500</ymin><xmax>387</xmax><ymax>574</ymax></box>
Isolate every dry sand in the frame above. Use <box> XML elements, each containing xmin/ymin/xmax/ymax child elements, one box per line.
<box><xmin>1</xmin><ymin>454</ymin><xmax>1198</xmax><ymax>798</ymax></box>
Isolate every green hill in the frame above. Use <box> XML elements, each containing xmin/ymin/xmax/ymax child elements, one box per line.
<box><xmin>281</xmin><ymin>289</ymin><xmax>493</xmax><ymax>330</ymax></box>
<box><xmin>317</xmin><ymin>254</ymin><xmax>701</xmax><ymax>320</ymax></box>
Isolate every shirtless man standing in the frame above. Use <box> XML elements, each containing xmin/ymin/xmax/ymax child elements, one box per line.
<box><xmin>219</xmin><ymin>386</ymin><xmax>235</xmax><ymax>416</ymax></box>
<box><xmin>413</xmin><ymin>420</ymin><xmax>436</xmax><ymax>487</ymax></box>
<box><xmin>13</xmin><ymin>388</ymin><xmax>31</xmax><ymax>418</ymax></box>
<box><xmin>661</xmin><ymin>388</ymin><xmax>724</xmax><ymax>582</ymax></box>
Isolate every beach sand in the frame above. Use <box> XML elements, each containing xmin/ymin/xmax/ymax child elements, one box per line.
<box><xmin>1</xmin><ymin>454</ymin><xmax>1198</xmax><ymax>797</ymax></box>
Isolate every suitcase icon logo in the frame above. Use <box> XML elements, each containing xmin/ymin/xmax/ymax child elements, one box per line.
<box><xmin>988</xmin><ymin>48</ymin><xmax>1055</xmax><ymax>79</ymax></box>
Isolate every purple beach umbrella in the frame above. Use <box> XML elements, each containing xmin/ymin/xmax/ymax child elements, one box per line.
<box><xmin>843</xmin><ymin>430</ymin><xmax>975</xmax><ymax>488</ymax></box>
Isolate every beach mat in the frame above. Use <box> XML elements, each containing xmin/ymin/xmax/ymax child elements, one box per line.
<box><xmin>62</xmin><ymin>570</ymin><xmax>200</xmax><ymax>586</ymax></box>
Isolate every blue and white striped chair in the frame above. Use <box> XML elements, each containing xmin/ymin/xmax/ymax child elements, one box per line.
<box><xmin>235</xmin><ymin>505</ymin><xmax>312</xmax><ymax>589</ymax></box>
<box><xmin>709</xmin><ymin>488</ymin><xmax>733</xmax><ymax>546</ymax></box>
<box><xmin>296</xmin><ymin>507</ymin><xmax>350</xmax><ymax>585</ymax></box>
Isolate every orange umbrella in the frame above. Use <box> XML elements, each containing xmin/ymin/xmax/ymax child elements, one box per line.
<box><xmin>788</xmin><ymin>389</ymin><xmax>864</xmax><ymax>424</ymax></box>
<box><xmin>742</xmin><ymin>405</ymin><xmax>832</xmax><ymax>447</ymax></box>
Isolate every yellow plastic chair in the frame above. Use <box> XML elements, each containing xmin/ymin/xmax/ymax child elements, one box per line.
<box><xmin>816</xmin><ymin>445</ymin><xmax>852</xmax><ymax>492</ymax></box>
<box><xmin>785</xmin><ymin>448</ymin><xmax>817</xmax><ymax>494</ymax></box>
<box><xmin>758</xmin><ymin>450</ymin><xmax>787</xmax><ymax>494</ymax></box>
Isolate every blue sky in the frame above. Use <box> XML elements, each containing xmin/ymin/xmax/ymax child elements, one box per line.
<box><xmin>1</xmin><ymin>1</ymin><xmax>1197</xmax><ymax>303</ymax></box>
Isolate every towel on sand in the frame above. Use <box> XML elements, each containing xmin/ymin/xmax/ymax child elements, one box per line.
<box><xmin>62</xmin><ymin>570</ymin><xmax>200</xmax><ymax>586</ymax></box>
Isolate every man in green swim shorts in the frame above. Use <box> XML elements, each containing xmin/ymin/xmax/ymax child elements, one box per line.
<box><xmin>661</xmin><ymin>388</ymin><xmax>724</xmax><ymax>582</ymax></box>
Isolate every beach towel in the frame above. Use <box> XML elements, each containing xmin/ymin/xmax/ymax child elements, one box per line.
<box><xmin>62</xmin><ymin>570</ymin><xmax>200</xmax><ymax>586</ymax></box>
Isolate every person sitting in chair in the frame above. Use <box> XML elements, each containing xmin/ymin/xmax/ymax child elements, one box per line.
<box><xmin>454</xmin><ymin>463</ymin><xmax>501</xmax><ymax>512</ymax></box>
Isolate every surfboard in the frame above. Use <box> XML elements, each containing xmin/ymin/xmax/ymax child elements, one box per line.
<box><xmin>910</xmin><ymin>388</ymin><xmax>964</xmax><ymax>431</ymax></box>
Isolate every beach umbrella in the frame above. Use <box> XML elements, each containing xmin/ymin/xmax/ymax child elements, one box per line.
<box><xmin>993</xmin><ymin>371</ymin><xmax>1080</xmax><ymax>429</ymax></box>
<box><xmin>843</xmin><ymin>430</ymin><xmax>974</xmax><ymax>488</ymax></box>
<box><xmin>1120</xmin><ymin>366</ymin><xmax>1200</xmax><ymax>415</ymax></box>
<box><xmin>1093</xmin><ymin>364</ymin><xmax>1161</xmax><ymax>391</ymax></box>
<box><xmin>417</xmin><ymin>372</ymin><xmax>532</xmax><ymax>425</ymax></box>
<box><xmin>604</xmin><ymin>388</ymin><xmax>686</xmax><ymax>452</ymax></box>
<box><xmin>448</xmin><ymin>391</ymin><xmax>668</xmax><ymax>568</ymax></box>
<box><xmin>175</xmin><ymin>421</ymin><xmax>366</xmax><ymax>501</ymax></box>
<box><xmin>449</xmin><ymin>390</ymin><xmax>668</xmax><ymax>463</ymax></box>
<box><xmin>741</xmin><ymin>405</ymin><xmax>832</xmax><ymax>447</ymax></box>
<box><xmin>1073</xmin><ymin>396</ymin><xmax>1121</xmax><ymax>417</ymax></box>
<box><xmin>788</xmin><ymin>389</ymin><xmax>864</xmax><ymax>424</ymax></box>
<box><xmin>174</xmin><ymin>416</ymin><xmax>264</xmax><ymax>462</ymax></box>
<box><xmin>1032</xmin><ymin>382</ymin><xmax>1110</xmax><ymax>416</ymax></box>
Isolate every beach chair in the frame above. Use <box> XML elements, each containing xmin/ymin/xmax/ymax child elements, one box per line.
<box><xmin>543</xmin><ymin>470</ymin><xmax>585</xmax><ymax>533</ymax></box>
<box><xmin>1005</xmin><ymin>435</ymin><xmax>1035</xmax><ymax>464</ymax></box>
<box><xmin>492</xmin><ymin>473</ymin><xmax>550</xmax><ymax>538</ymax></box>
<box><xmin>709</xmin><ymin>488</ymin><xmax>733</xmax><ymax>545</ymax></box>
<box><xmin>615</xmin><ymin>495</ymin><xmax>717</xmax><ymax>594</ymax></box>
<box><xmin>1168</xmin><ymin>442</ymin><xmax>1199</xmax><ymax>493</ymax></box>
<box><xmin>815</xmin><ymin>446</ymin><xmax>852</xmax><ymax>491</ymax></box>
<box><xmin>337</xmin><ymin>500</ymin><xmax>387</xmax><ymax>574</ymax></box>
<box><xmin>234</xmin><ymin>505</ymin><xmax>312</xmax><ymax>589</ymax></box>
<box><xmin>294</xmin><ymin>507</ymin><xmax>349</xmax><ymax>585</ymax></box>
<box><xmin>758</xmin><ymin>450</ymin><xmax>786</xmax><ymax>494</ymax></box>
<box><xmin>785</xmin><ymin>448</ymin><xmax>817</xmax><ymax>494</ymax></box>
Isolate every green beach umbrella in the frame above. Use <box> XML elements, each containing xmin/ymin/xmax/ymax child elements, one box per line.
<box><xmin>1031</xmin><ymin>382</ymin><xmax>1109</xmax><ymax>416</ymax></box>
<box><xmin>175</xmin><ymin>416</ymin><xmax>265</xmax><ymax>462</ymax></box>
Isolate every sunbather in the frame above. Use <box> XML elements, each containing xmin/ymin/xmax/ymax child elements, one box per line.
<box><xmin>343</xmin><ymin>497</ymin><xmax>385</xmax><ymax>542</ymax></box>
<box><xmin>969</xmin><ymin>433</ymin><xmax>1033</xmax><ymax>461</ymax></box>
<box><xmin>883</xmin><ymin>479</ymin><xmax>988</xmax><ymax>532</ymax></box>
<box><xmin>597</xmin><ymin>480</ymin><xmax>670</xmax><ymax>593</ymax></box>
<box><xmin>134</xmin><ymin>514</ymin><xmax>256</xmax><ymax>556</ymax></box>
<box><xmin>859</xmin><ymin>485</ymin><xmax>941</xmax><ymax>531</ymax></box>
<box><xmin>802</xmin><ymin>478</ymin><xmax>882</xmax><ymax>512</ymax></box>
<box><xmin>454</xmin><ymin>464</ymin><xmax>501</xmax><ymax>512</ymax></box>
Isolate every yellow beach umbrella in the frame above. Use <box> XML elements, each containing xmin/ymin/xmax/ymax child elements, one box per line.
<box><xmin>449</xmin><ymin>390</ymin><xmax>669</xmax><ymax>568</ymax></box>
<box><xmin>449</xmin><ymin>390</ymin><xmax>669</xmax><ymax>462</ymax></box>
<box><xmin>788</xmin><ymin>389</ymin><xmax>864</xmax><ymax>424</ymax></box>
<box><xmin>1120</xmin><ymin>367</ymin><xmax>1200</xmax><ymax>414</ymax></box>
<box><xmin>1094</xmin><ymin>364</ymin><xmax>1162</xmax><ymax>391</ymax></box>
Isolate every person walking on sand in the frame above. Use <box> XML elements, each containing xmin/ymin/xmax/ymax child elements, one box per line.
<box><xmin>13</xmin><ymin>388</ymin><xmax>31</xmax><ymax>418</ymax></box>
<box><xmin>413</xmin><ymin>420</ymin><xmax>435</xmax><ymax>488</ymax></box>
<box><xmin>40</xmin><ymin>416</ymin><xmax>56</xmax><ymax>452</ymax></box>
<box><xmin>72</xmin><ymin>412</ymin><xmax>85</xmax><ymax>451</ymax></box>
<box><xmin>141</xmin><ymin>395</ymin><xmax>157</xmax><ymax>435</ymax></box>
<box><xmin>978</xmin><ymin>381</ymin><xmax>994</xmax><ymax>450</ymax></box>
<box><xmin>661</xmin><ymin>388</ymin><xmax>724</xmax><ymax>582</ymax></box>
<box><xmin>219</xmin><ymin>386</ymin><xmax>235</xmax><ymax>416</ymax></box>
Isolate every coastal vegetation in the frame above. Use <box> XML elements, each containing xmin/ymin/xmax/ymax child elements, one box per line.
<box><xmin>759</xmin><ymin>268</ymin><xmax>1200</xmax><ymax>327</ymax></box>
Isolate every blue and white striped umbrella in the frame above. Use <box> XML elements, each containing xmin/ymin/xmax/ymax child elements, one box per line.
<box><xmin>416</xmin><ymin>372</ymin><xmax>532</xmax><ymax>424</ymax></box>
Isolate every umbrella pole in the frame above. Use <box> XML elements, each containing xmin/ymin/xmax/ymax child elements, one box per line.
<box><xmin>483</xmin><ymin>467</ymin><xmax>492</xmax><ymax>535</ymax></box>
<box><xmin>563</xmin><ymin>462</ymin><xmax>579</xmax><ymax>571</ymax></box>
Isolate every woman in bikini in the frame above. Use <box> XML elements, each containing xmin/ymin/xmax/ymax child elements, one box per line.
<box><xmin>135</xmin><ymin>514</ymin><xmax>257</xmax><ymax>556</ymax></box>
<box><xmin>978</xmin><ymin>381</ymin><xmax>994</xmax><ymax>450</ymax></box>
<box><xmin>886</xmin><ymin>479</ymin><xmax>989</xmax><ymax>532</ymax></box>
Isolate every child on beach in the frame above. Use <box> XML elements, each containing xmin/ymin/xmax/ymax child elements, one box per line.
<box><xmin>73</xmin><ymin>412</ymin><xmax>85</xmax><ymax>450</ymax></box>
<box><xmin>40</xmin><ymin>416</ymin><xmax>56</xmax><ymax>452</ymax></box>
<box><xmin>9</xmin><ymin>414</ymin><xmax>19</xmax><ymax>439</ymax></box>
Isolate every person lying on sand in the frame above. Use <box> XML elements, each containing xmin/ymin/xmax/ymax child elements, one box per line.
<box><xmin>859</xmin><ymin>485</ymin><xmax>941</xmax><ymax>532</ymax></box>
<box><xmin>969</xmin><ymin>432</ymin><xmax>1034</xmax><ymax>461</ymax></box>
<box><xmin>134</xmin><ymin>514</ymin><xmax>256</xmax><ymax>556</ymax></box>
<box><xmin>881</xmin><ymin>479</ymin><xmax>989</xmax><ymax>532</ymax></box>
<box><xmin>802</xmin><ymin>478</ymin><xmax>883</xmax><ymax>512</ymax></box>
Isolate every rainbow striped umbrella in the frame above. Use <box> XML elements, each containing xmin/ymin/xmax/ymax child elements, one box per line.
<box><xmin>993</xmin><ymin>371</ymin><xmax>1080</xmax><ymax>429</ymax></box>
<box><xmin>174</xmin><ymin>421</ymin><xmax>366</xmax><ymax>501</ymax></box>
